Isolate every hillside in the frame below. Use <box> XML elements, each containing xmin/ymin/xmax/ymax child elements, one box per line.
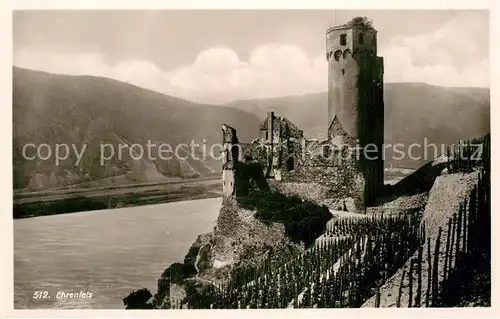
<box><xmin>226</xmin><ymin>84</ymin><xmax>490</xmax><ymax>169</ymax></box>
<box><xmin>14</xmin><ymin>67</ymin><xmax>490</xmax><ymax>190</ymax></box>
<box><xmin>13</xmin><ymin>67</ymin><xmax>260</xmax><ymax>190</ymax></box>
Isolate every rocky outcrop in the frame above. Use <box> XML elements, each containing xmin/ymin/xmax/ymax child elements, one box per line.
<box><xmin>203</xmin><ymin>198</ymin><xmax>302</xmax><ymax>278</ymax></box>
<box><xmin>152</xmin><ymin>197</ymin><xmax>303</xmax><ymax>308</ymax></box>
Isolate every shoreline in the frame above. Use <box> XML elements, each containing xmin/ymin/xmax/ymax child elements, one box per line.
<box><xmin>13</xmin><ymin>179</ymin><xmax>222</xmax><ymax>219</ymax></box>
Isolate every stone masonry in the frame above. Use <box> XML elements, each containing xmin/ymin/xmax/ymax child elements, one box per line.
<box><xmin>221</xmin><ymin>18</ymin><xmax>385</xmax><ymax>211</ymax></box>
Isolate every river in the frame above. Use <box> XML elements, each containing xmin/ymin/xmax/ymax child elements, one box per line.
<box><xmin>14</xmin><ymin>197</ymin><xmax>222</xmax><ymax>309</ymax></box>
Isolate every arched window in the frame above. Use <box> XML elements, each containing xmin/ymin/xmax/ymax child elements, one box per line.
<box><xmin>334</xmin><ymin>50</ymin><xmax>342</xmax><ymax>61</ymax></box>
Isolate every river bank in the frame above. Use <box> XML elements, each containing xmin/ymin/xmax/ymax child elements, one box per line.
<box><xmin>14</xmin><ymin>178</ymin><xmax>221</xmax><ymax>219</ymax></box>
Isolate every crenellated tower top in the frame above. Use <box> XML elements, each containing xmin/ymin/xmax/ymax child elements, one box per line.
<box><xmin>326</xmin><ymin>17</ymin><xmax>378</xmax><ymax>62</ymax></box>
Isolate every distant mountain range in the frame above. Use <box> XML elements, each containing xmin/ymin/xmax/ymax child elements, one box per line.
<box><xmin>13</xmin><ymin>67</ymin><xmax>490</xmax><ymax>190</ymax></box>
<box><xmin>13</xmin><ymin>67</ymin><xmax>260</xmax><ymax>190</ymax></box>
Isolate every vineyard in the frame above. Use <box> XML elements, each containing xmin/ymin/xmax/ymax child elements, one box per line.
<box><xmin>172</xmin><ymin>211</ymin><xmax>424</xmax><ymax>309</ymax></box>
<box><xmin>165</xmin><ymin>134</ymin><xmax>490</xmax><ymax>309</ymax></box>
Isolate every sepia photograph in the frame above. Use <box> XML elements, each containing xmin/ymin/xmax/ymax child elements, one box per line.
<box><xmin>10</xmin><ymin>8</ymin><xmax>491</xmax><ymax>311</ymax></box>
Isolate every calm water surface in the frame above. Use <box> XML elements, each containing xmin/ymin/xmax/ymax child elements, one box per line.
<box><xmin>14</xmin><ymin>197</ymin><xmax>222</xmax><ymax>309</ymax></box>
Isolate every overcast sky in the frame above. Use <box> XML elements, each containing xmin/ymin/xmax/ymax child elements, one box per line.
<box><xmin>13</xmin><ymin>10</ymin><xmax>489</xmax><ymax>103</ymax></box>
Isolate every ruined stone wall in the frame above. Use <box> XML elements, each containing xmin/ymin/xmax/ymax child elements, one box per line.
<box><xmin>239</xmin><ymin>131</ymin><xmax>366</xmax><ymax>210</ymax></box>
<box><xmin>222</xmin><ymin>136</ymin><xmax>270</xmax><ymax>199</ymax></box>
<box><xmin>280</xmin><ymin>138</ymin><xmax>365</xmax><ymax>210</ymax></box>
<box><xmin>240</xmin><ymin>143</ymin><xmax>267</xmax><ymax>165</ymax></box>
<box><xmin>251</xmin><ymin>113</ymin><xmax>305</xmax><ymax>180</ymax></box>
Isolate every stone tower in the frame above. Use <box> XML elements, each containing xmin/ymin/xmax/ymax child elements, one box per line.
<box><xmin>326</xmin><ymin>18</ymin><xmax>385</xmax><ymax>206</ymax></box>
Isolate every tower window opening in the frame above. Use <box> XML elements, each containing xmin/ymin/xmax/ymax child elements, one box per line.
<box><xmin>334</xmin><ymin>50</ymin><xmax>342</xmax><ymax>61</ymax></box>
<box><xmin>359</xmin><ymin>33</ymin><xmax>365</xmax><ymax>44</ymax></box>
<box><xmin>286</xmin><ymin>157</ymin><xmax>294</xmax><ymax>171</ymax></box>
<box><xmin>340</xmin><ymin>34</ymin><xmax>347</xmax><ymax>46</ymax></box>
<box><xmin>323</xmin><ymin>145</ymin><xmax>332</xmax><ymax>158</ymax></box>
<box><xmin>341</xmin><ymin>69</ymin><xmax>345</xmax><ymax>75</ymax></box>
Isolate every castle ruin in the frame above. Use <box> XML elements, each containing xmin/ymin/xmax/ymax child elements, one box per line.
<box><xmin>221</xmin><ymin>18</ymin><xmax>385</xmax><ymax>211</ymax></box>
